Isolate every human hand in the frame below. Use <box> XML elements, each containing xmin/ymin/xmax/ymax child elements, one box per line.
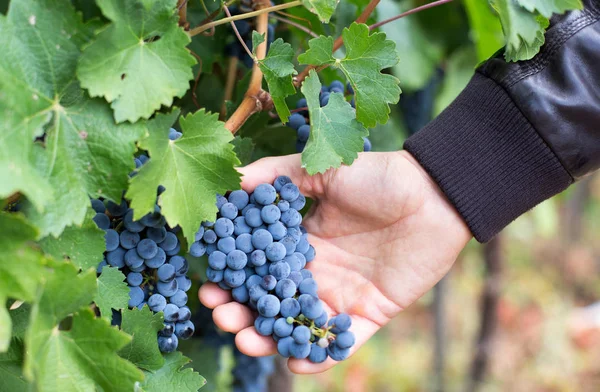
<box><xmin>199</xmin><ymin>151</ymin><xmax>472</xmax><ymax>373</ymax></box>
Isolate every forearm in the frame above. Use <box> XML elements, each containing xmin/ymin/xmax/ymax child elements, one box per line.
<box><xmin>404</xmin><ymin>0</ymin><xmax>600</xmax><ymax>242</ymax></box>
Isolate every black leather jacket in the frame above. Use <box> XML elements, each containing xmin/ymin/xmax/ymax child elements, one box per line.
<box><xmin>404</xmin><ymin>0</ymin><xmax>600</xmax><ymax>242</ymax></box>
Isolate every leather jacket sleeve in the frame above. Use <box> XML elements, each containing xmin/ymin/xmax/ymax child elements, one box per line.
<box><xmin>403</xmin><ymin>0</ymin><xmax>600</xmax><ymax>242</ymax></box>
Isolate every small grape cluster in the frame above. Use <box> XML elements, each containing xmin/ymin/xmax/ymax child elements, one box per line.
<box><xmin>93</xmin><ymin>129</ymin><xmax>194</xmax><ymax>354</ymax></box>
<box><xmin>287</xmin><ymin>80</ymin><xmax>372</xmax><ymax>153</ymax></box>
<box><xmin>232</xmin><ymin>350</ymin><xmax>275</xmax><ymax>392</ymax></box>
<box><xmin>194</xmin><ymin>177</ymin><xmax>356</xmax><ymax>362</ymax></box>
<box><xmin>224</xmin><ymin>1</ymin><xmax>276</xmax><ymax>68</ymax></box>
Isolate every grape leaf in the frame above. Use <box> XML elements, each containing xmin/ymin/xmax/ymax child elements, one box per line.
<box><xmin>141</xmin><ymin>351</ymin><xmax>206</xmax><ymax>392</ymax></box>
<box><xmin>298</xmin><ymin>23</ymin><xmax>401</xmax><ymax>128</ymax></box>
<box><xmin>24</xmin><ymin>262</ymin><xmax>143</xmax><ymax>391</ymax></box>
<box><xmin>301</xmin><ymin>0</ymin><xmax>339</xmax><ymax>22</ymax></box>
<box><xmin>0</xmin><ymin>339</ymin><xmax>29</xmax><ymax>391</ymax></box>
<box><xmin>516</xmin><ymin>0</ymin><xmax>582</xmax><ymax>18</ymax></box>
<box><xmin>0</xmin><ymin>213</ymin><xmax>45</xmax><ymax>352</ymax></box>
<box><xmin>39</xmin><ymin>208</ymin><xmax>105</xmax><ymax>270</ymax></box>
<box><xmin>119</xmin><ymin>307</ymin><xmax>165</xmax><ymax>371</ymax></box>
<box><xmin>300</xmin><ymin>70</ymin><xmax>368</xmax><ymax>175</ymax></box>
<box><xmin>464</xmin><ymin>0</ymin><xmax>504</xmax><ymax>61</ymax></box>
<box><xmin>232</xmin><ymin>137</ymin><xmax>255</xmax><ymax>166</ymax></box>
<box><xmin>77</xmin><ymin>0</ymin><xmax>196</xmax><ymax>123</ymax></box>
<box><xmin>127</xmin><ymin>110</ymin><xmax>241</xmax><ymax>248</ymax></box>
<box><xmin>258</xmin><ymin>38</ymin><xmax>297</xmax><ymax>123</ymax></box>
<box><xmin>490</xmin><ymin>0</ymin><xmax>550</xmax><ymax>61</ymax></box>
<box><xmin>95</xmin><ymin>266</ymin><xmax>129</xmax><ymax>320</ymax></box>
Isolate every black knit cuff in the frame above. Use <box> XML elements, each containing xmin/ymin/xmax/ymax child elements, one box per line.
<box><xmin>404</xmin><ymin>73</ymin><xmax>573</xmax><ymax>242</ymax></box>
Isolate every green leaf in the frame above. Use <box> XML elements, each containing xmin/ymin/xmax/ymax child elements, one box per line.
<box><xmin>95</xmin><ymin>266</ymin><xmax>129</xmax><ymax>320</ymax></box>
<box><xmin>0</xmin><ymin>339</ymin><xmax>29</xmax><ymax>391</ymax></box>
<box><xmin>77</xmin><ymin>0</ymin><xmax>196</xmax><ymax>123</ymax></box>
<box><xmin>39</xmin><ymin>208</ymin><xmax>105</xmax><ymax>270</ymax></box>
<box><xmin>259</xmin><ymin>39</ymin><xmax>297</xmax><ymax>123</ymax></box>
<box><xmin>464</xmin><ymin>0</ymin><xmax>504</xmax><ymax>61</ymax></box>
<box><xmin>491</xmin><ymin>0</ymin><xmax>549</xmax><ymax>62</ymax></box>
<box><xmin>301</xmin><ymin>0</ymin><xmax>338</xmax><ymax>22</ymax></box>
<box><xmin>127</xmin><ymin>110</ymin><xmax>241</xmax><ymax>248</ymax></box>
<box><xmin>141</xmin><ymin>352</ymin><xmax>206</xmax><ymax>392</ymax></box>
<box><xmin>516</xmin><ymin>0</ymin><xmax>582</xmax><ymax>18</ymax></box>
<box><xmin>119</xmin><ymin>307</ymin><xmax>165</xmax><ymax>371</ymax></box>
<box><xmin>298</xmin><ymin>23</ymin><xmax>401</xmax><ymax>128</ymax></box>
<box><xmin>231</xmin><ymin>137</ymin><xmax>255</xmax><ymax>166</ymax></box>
<box><xmin>25</xmin><ymin>262</ymin><xmax>143</xmax><ymax>391</ymax></box>
<box><xmin>0</xmin><ymin>213</ymin><xmax>45</xmax><ymax>352</ymax></box>
<box><xmin>251</xmin><ymin>30</ymin><xmax>265</xmax><ymax>52</ymax></box>
<box><xmin>300</xmin><ymin>70</ymin><xmax>368</xmax><ymax>175</ymax></box>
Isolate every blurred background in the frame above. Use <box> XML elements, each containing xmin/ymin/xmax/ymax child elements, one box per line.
<box><xmin>174</xmin><ymin>0</ymin><xmax>600</xmax><ymax>390</ymax></box>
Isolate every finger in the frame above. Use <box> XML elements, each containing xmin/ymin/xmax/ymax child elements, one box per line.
<box><xmin>212</xmin><ymin>302</ymin><xmax>256</xmax><ymax>333</ymax></box>
<box><xmin>235</xmin><ymin>327</ymin><xmax>277</xmax><ymax>356</ymax></box>
<box><xmin>287</xmin><ymin>317</ymin><xmax>379</xmax><ymax>374</ymax></box>
<box><xmin>238</xmin><ymin>154</ymin><xmax>318</xmax><ymax>197</ymax></box>
<box><xmin>198</xmin><ymin>283</ymin><xmax>232</xmax><ymax>309</ymax></box>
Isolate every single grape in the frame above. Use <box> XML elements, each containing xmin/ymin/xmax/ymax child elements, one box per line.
<box><xmin>277</xmin><ymin>200</ymin><xmax>290</xmax><ymax>212</ymax></box>
<box><xmin>253</xmin><ymin>184</ymin><xmax>277</xmax><ymax>205</ymax></box>
<box><xmin>91</xmin><ymin>199</ymin><xmax>105</xmax><ymax>213</ymax></box>
<box><xmin>233</xmin><ymin>216</ymin><xmax>252</xmax><ymax>235</ymax></box>
<box><xmin>329</xmin><ymin>313</ymin><xmax>352</xmax><ymax>333</ymax></box>
<box><xmin>169</xmin><ymin>290</ymin><xmax>188</xmax><ymax>307</ymax></box>
<box><xmin>127</xmin><ymin>272</ymin><xmax>143</xmax><ymax>286</ymax></box>
<box><xmin>275</xmin><ymin>279</ymin><xmax>296</xmax><ymax>299</ymax></box>
<box><xmin>273</xmin><ymin>317</ymin><xmax>293</xmax><ymax>337</ymax></box>
<box><xmin>163</xmin><ymin>304</ymin><xmax>180</xmax><ymax>322</ymax></box>
<box><xmin>314</xmin><ymin>311</ymin><xmax>328</xmax><ymax>328</ymax></box>
<box><xmin>269</xmin><ymin>261</ymin><xmax>290</xmax><ymax>280</ymax></box>
<box><xmin>281</xmin><ymin>209</ymin><xmax>302</xmax><ymax>227</ymax></box>
<box><xmin>290</xmin><ymin>194</ymin><xmax>306</xmax><ymax>210</ymax></box>
<box><xmin>107</xmin><ymin>247</ymin><xmax>126</xmax><ymax>268</ymax></box>
<box><xmin>280</xmin><ymin>183</ymin><xmax>300</xmax><ymax>202</ymax></box>
<box><xmin>329</xmin><ymin>80</ymin><xmax>344</xmax><ymax>91</ymax></box>
<box><xmin>250</xmin><ymin>249</ymin><xmax>267</xmax><ymax>267</ymax></box>
<box><xmin>297</xmin><ymin>124</ymin><xmax>310</xmax><ymax>143</ymax></box>
<box><xmin>165</xmin><ymin>243</ymin><xmax>180</xmax><ymax>256</ymax></box>
<box><xmin>298</xmin><ymin>294</ymin><xmax>323</xmax><ymax>319</ymax></box>
<box><xmin>224</xmin><ymin>268</ymin><xmax>246</xmax><ymax>288</ymax></box>
<box><xmin>218</xmin><ymin>236</ymin><xmax>236</xmax><ymax>254</ymax></box>
<box><xmin>105</xmin><ymin>229</ymin><xmax>119</xmax><ymax>252</ymax></box>
<box><xmin>287</xmin><ymin>271</ymin><xmax>303</xmax><ymax>286</ymax></box>
<box><xmin>255</xmin><ymin>316</ymin><xmax>275</xmax><ymax>336</ymax></box>
<box><xmin>300</xmin><ymin>269</ymin><xmax>313</xmax><ymax>280</ymax></box>
<box><xmin>159</xmin><ymin>232</ymin><xmax>178</xmax><ymax>251</ymax></box>
<box><xmin>251</xmin><ymin>229</ymin><xmax>273</xmax><ymax>250</ymax></box>
<box><xmin>227</xmin><ymin>249</ymin><xmax>248</xmax><ymax>270</ymax></box>
<box><xmin>220</xmin><ymin>202</ymin><xmax>239</xmax><ymax>220</ymax></box>
<box><xmin>309</xmin><ymin>343</ymin><xmax>328</xmax><ymax>363</ymax></box>
<box><xmin>128</xmin><ymin>286</ymin><xmax>144</xmax><ymax>308</ymax></box>
<box><xmin>145</xmin><ymin>247</ymin><xmax>167</xmax><ymax>268</ymax></box>
<box><xmin>160</xmin><ymin>322</ymin><xmax>174</xmax><ymax>337</ymax></box>
<box><xmin>119</xmin><ymin>230</ymin><xmax>141</xmax><ymax>250</ymax></box>
<box><xmin>147</xmin><ymin>226</ymin><xmax>167</xmax><ymax>243</ymax></box>
<box><xmin>122</xmin><ymin>210</ymin><xmax>145</xmax><ymax>233</ymax></box>
<box><xmin>203</xmin><ymin>230</ymin><xmax>217</xmax><ymax>244</ymax></box>
<box><xmin>260</xmin><ymin>205</ymin><xmax>281</xmax><ymax>224</ymax></box>
<box><xmin>93</xmin><ymin>213</ymin><xmax>110</xmax><ymax>230</ymax></box>
<box><xmin>176</xmin><ymin>276</ymin><xmax>192</xmax><ymax>292</ymax></box>
<box><xmin>169</xmin><ymin>255</ymin><xmax>188</xmax><ymax>276</ymax></box>
<box><xmin>245</xmin><ymin>274</ymin><xmax>263</xmax><ymax>289</ymax></box>
<box><xmin>260</xmin><ymin>275</ymin><xmax>277</xmax><ymax>291</ymax></box>
<box><xmin>274</xmin><ymin>176</ymin><xmax>292</xmax><ymax>191</ymax></box>
<box><xmin>158</xmin><ymin>334</ymin><xmax>178</xmax><ymax>353</ymax></box>
<box><xmin>292</xmin><ymin>325</ymin><xmax>311</xmax><ymax>344</ymax></box>
<box><xmin>280</xmin><ymin>298</ymin><xmax>301</xmax><ymax>318</ymax></box>
<box><xmin>296</xmin><ymin>236</ymin><xmax>310</xmax><ymax>254</ymax></box>
<box><xmin>208</xmin><ymin>251</ymin><xmax>227</xmax><ymax>270</ymax></box>
<box><xmin>97</xmin><ymin>259</ymin><xmax>108</xmax><ymax>274</ymax></box>
<box><xmin>327</xmin><ymin>343</ymin><xmax>350</xmax><ymax>361</ymax></box>
<box><xmin>286</xmin><ymin>113</ymin><xmax>306</xmax><ymax>130</ymax></box>
<box><xmin>194</xmin><ymin>226</ymin><xmax>205</xmax><ymax>242</ymax></box>
<box><xmin>290</xmin><ymin>342</ymin><xmax>311</xmax><ymax>359</ymax></box>
<box><xmin>298</xmin><ymin>278</ymin><xmax>318</xmax><ymax>296</ymax></box>
<box><xmin>284</xmin><ymin>254</ymin><xmax>303</xmax><ymax>272</ymax></box>
<box><xmin>320</xmin><ymin>92</ymin><xmax>330</xmax><ymax>107</ymax></box>
<box><xmin>363</xmin><ymin>137</ymin><xmax>372</xmax><ymax>152</ymax></box>
<box><xmin>214</xmin><ymin>218</ymin><xmax>235</xmax><ymax>238</ymax></box>
<box><xmin>244</xmin><ymin>208</ymin><xmax>263</xmax><ymax>227</ymax></box>
<box><xmin>178</xmin><ymin>306</ymin><xmax>191</xmax><ymax>321</ymax></box>
<box><xmin>216</xmin><ymin>194</ymin><xmax>228</xmax><ymax>209</ymax></box>
<box><xmin>157</xmin><ymin>279</ymin><xmax>179</xmax><ymax>297</ymax></box>
<box><xmin>267</xmin><ymin>222</ymin><xmax>287</xmax><ymax>240</ymax></box>
<box><xmin>107</xmin><ymin>199</ymin><xmax>128</xmax><ymax>217</ymax></box>
<box><xmin>206</xmin><ymin>267</ymin><xmax>224</xmax><ymax>283</ymax></box>
<box><xmin>335</xmin><ymin>331</ymin><xmax>355</xmax><ymax>349</ymax></box>
<box><xmin>304</xmin><ymin>245</ymin><xmax>316</xmax><ymax>262</ymax></box>
<box><xmin>228</xmin><ymin>190</ymin><xmax>249</xmax><ymax>210</ymax></box>
<box><xmin>257</xmin><ymin>294</ymin><xmax>280</xmax><ymax>317</ymax></box>
<box><xmin>189</xmin><ymin>241</ymin><xmax>206</xmax><ymax>257</ymax></box>
<box><xmin>157</xmin><ymin>263</ymin><xmax>176</xmax><ymax>282</ymax></box>
<box><xmin>277</xmin><ymin>336</ymin><xmax>294</xmax><ymax>357</ymax></box>
<box><xmin>137</xmin><ymin>238</ymin><xmax>158</xmax><ymax>259</ymax></box>
<box><xmin>175</xmin><ymin>320</ymin><xmax>195</xmax><ymax>340</ymax></box>
<box><xmin>235</xmin><ymin>233</ymin><xmax>254</xmax><ymax>253</ymax></box>
<box><xmin>249</xmin><ymin>284</ymin><xmax>268</xmax><ymax>302</ymax></box>
<box><xmin>280</xmin><ymin>235</ymin><xmax>297</xmax><ymax>256</ymax></box>
<box><xmin>265</xmin><ymin>243</ymin><xmax>286</xmax><ymax>262</ymax></box>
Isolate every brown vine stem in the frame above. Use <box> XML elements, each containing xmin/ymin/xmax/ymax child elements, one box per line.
<box><xmin>224</xmin><ymin>0</ymin><xmax>271</xmax><ymax>133</ymax></box>
<box><xmin>294</xmin><ymin>0</ymin><xmax>380</xmax><ymax>87</ymax></box>
<box><xmin>188</xmin><ymin>0</ymin><xmax>302</xmax><ymax>37</ymax></box>
<box><xmin>177</xmin><ymin>0</ymin><xmax>188</xmax><ymax>28</ymax></box>
<box><xmin>369</xmin><ymin>0</ymin><xmax>453</xmax><ymax>30</ymax></box>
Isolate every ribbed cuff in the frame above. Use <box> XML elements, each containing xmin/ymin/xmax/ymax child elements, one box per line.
<box><xmin>404</xmin><ymin>73</ymin><xmax>573</xmax><ymax>242</ymax></box>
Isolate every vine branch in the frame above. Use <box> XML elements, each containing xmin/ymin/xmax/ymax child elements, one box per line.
<box><xmin>177</xmin><ymin>0</ymin><xmax>188</xmax><ymax>28</ymax></box>
<box><xmin>271</xmin><ymin>14</ymin><xmax>319</xmax><ymax>38</ymax></box>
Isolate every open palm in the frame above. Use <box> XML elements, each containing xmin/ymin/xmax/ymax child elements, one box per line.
<box><xmin>199</xmin><ymin>151</ymin><xmax>471</xmax><ymax>373</ymax></box>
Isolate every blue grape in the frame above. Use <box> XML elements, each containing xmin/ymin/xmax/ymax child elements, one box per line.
<box><xmin>295</xmin><ymin>141</ymin><xmax>306</xmax><ymax>153</ymax></box>
<box><xmin>148</xmin><ymin>294</ymin><xmax>167</xmax><ymax>312</ymax></box>
<box><xmin>320</xmin><ymin>92</ymin><xmax>330</xmax><ymax>107</ymax></box>
<box><xmin>159</xmin><ymin>232</ymin><xmax>178</xmax><ymax>251</ymax></box>
<box><xmin>290</xmin><ymin>342</ymin><xmax>311</xmax><ymax>359</ymax></box>
<box><xmin>208</xmin><ymin>251</ymin><xmax>227</xmax><ymax>270</ymax></box>
<box><xmin>257</xmin><ymin>294</ymin><xmax>280</xmax><ymax>317</ymax></box>
<box><xmin>265</xmin><ymin>242</ymin><xmax>286</xmax><ymax>262</ymax></box>
<box><xmin>227</xmin><ymin>249</ymin><xmax>248</xmax><ymax>270</ymax></box>
<box><xmin>105</xmin><ymin>229</ymin><xmax>119</xmax><ymax>252</ymax></box>
<box><xmin>194</xmin><ymin>226</ymin><xmax>205</xmax><ymax>241</ymax></box>
<box><xmin>169</xmin><ymin>255</ymin><xmax>188</xmax><ymax>276</ymax></box>
<box><xmin>242</xmin><ymin>203</ymin><xmax>257</xmax><ymax>215</ymax></box>
<box><xmin>280</xmin><ymin>183</ymin><xmax>299</xmax><ymax>202</ymax></box>
<box><xmin>253</xmin><ymin>184</ymin><xmax>277</xmax><ymax>205</ymax></box>
<box><xmin>275</xmin><ymin>279</ymin><xmax>296</xmax><ymax>299</ymax></box>
<box><xmin>137</xmin><ymin>238</ymin><xmax>158</xmax><ymax>259</ymax></box>
<box><xmin>277</xmin><ymin>336</ymin><xmax>293</xmax><ymax>357</ymax></box>
<box><xmin>274</xmin><ymin>176</ymin><xmax>292</xmax><ymax>191</ymax></box>
<box><xmin>119</xmin><ymin>230</ymin><xmax>140</xmax><ymax>250</ymax></box>
<box><xmin>245</xmin><ymin>274</ymin><xmax>263</xmax><ymax>289</ymax></box>
<box><xmin>292</xmin><ymin>325</ymin><xmax>311</xmax><ymax>344</ymax></box>
<box><xmin>335</xmin><ymin>331</ymin><xmax>355</xmax><ymax>349</ymax></box>
<box><xmin>299</xmin><ymin>278</ymin><xmax>318</xmax><ymax>296</ymax></box>
<box><xmin>314</xmin><ymin>311</ymin><xmax>328</xmax><ymax>328</ymax></box>
<box><xmin>280</xmin><ymin>298</ymin><xmax>301</xmax><ymax>318</ymax></box>
<box><xmin>189</xmin><ymin>241</ymin><xmax>206</xmax><ymax>257</ymax></box>
<box><xmin>145</xmin><ymin>247</ymin><xmax>166</xmax><ymax>268</ymax></box>
<box><xmin>93</xmin><ymin>213</ymin><xmax>110</xmax><ymax>230</ymax></box>
<box><xmin>280</xmin><ymin>235</ymin><xmax>297</xmax><ymax>256</ymax></box>
<box><xmin>249</xmin><ymin>284</ymin><xmax>268</xmax><ymax>302</ymax></box>
<box><xmin>138</xmin><ymin>155</ymin><xmax>149</xmax><ymax>164</ymax></box>
<box><xmin>169</xmin><ymin>290</ymin><xmax>188</xmax><ymax>307</ymax></box>
<box><xmin>175</xmin><ymin>320</ymin><xmax>195</xmax><ymax>340</ymax></box>
<box><xmin>329</xmin><ymin>313</ymin><xmax>351</xmax><ymax>332</ymax></box>
<box><xmin>176</xmin><ymin>276</ymin><xmax>192</xmax><ymax>292</ymax></box>
<box><xmin>224</xmin><ymin>268</ymin><xmax>246</xmax><ymax>288</ymax></box>
<box><xmin>363</xmin><ymin>137</ymin><xmax>371</xmax><ymax>152</ymax></box>
<box><xmin>260</xmin><ymin>205</ymin><xmax>281</xmax><ymax>224</ymax></box>
<box><xmin>309</xmin><ymin>343</ymin><xmax>328</xmax><ymax>363</ymax></box>
<box><xmin>127</xmin><ymin>272</ymin><xmax>143</xmax><ymax>286</ymax></box>
<box><xmin>214</xmin><ymin>218</ymin><xmax>234</xmax><ymax>237</ymax></box>
<box><xmin>286</xmin><ymin>113</ymin><xmax>306</xmax><ymax>130</ymax></box>
<box><xmin>123</xmin><ymin>210</ymin><xmax>144</xmax><ymax>233</ymax></box>
<box><xmin>147</xmin><ymin>227</ymin><xmax>167</xmax><ymax>243</ymax></box>
<box><xmin>206</xmin><ymin>267</ymin><xmax>224</xmax><ymax>283</ymax></box>
<box><xmin>268</xmin><ymin>261</ymin><xmax>290</xmax><ymax>280</ymax></box>
<box><xmin>159</xmin><ymin>322</ymin><xmax>174</xmax><ymax>337</ymax></box>
<box><xmin>300</xmin><ymin>269</ymin><xmax>313</xmax><ymax>279</ymax></box>
<box><xmin>91</xmin><ymin>199</ymin><xmax>105</xmax><ymax>213</ymax></box>
<box><xmin>287</xmin><ymin>227</ymin><xmax>302</xmax><ymax>242</ymax></box>
<box><xmin>163</xmin><ymin>304</ymin><xmax>180</xmax><ymax>322</ymax></box>
<box><xmin>203</xmin><ymin>230</ymin><xmax>217</xmax><ymax>244</ymax></box>
<box><xmin>255</xmin><ymin>316</ymin><xmax>275</xmax><ymax>336</ymax></box>
<box><xmin>290</xmin><ymin>194</ymin><xmax>306</xmax><ymax>210</ymax></box>
<box><xmin>228</xmin><ymin>190</ymin><xmax>249</xmax><ymax>210</ymax></box>
<box><xmin>158</xmin><ymin>264</ymin><xmax>176</xmax><ymax>282</ymax></box>
<box><xmin>304</xmin><ymin>245</ymin><xmax>316</xmax><ymax>262</ymax></box>
<box><xmin>296</xmin><ymin>236</ymin><xmax>310</xmax><ymax>254</ymax></box>
<box><xmin>128</xmin><ymin>286</ymin><xmax>144</xmax><ymax>308</ymax></box>
<box><xmin>97</xmin><ymin>259</ymin><xmax>108</xmax><ymax>274</ymax></box>
<box><xmin>141</xmin><ymin>207</ymin><xmax>162</xmax><ymax>227</ymax></box>
<box><xmin>298</xmin><ymin>294</ymin><xmax>323</xmax><ymax>319</ymax></box>
<box><xmin>251</xmin><ymin>229</ymin><xmax>273</xmax><ymax>250</ymax></box>
<box><xmin>220</xmin><ymin>202</ymin><xmax>239</xmax><ymax>220</ymax></box>
<box><xmin>233</xmin><ymin>216</ymin><xmax>252</xmax><ymax>235</ymax></box>
<box><xmin>250</xmin><ymin>249</ymin><xmax>267</xmax><ymax>267</ymax></box>
<box><xmin>157</xmin><ymin>279</ymin><xmax>179</xmax><ymax>297</ymax></box>
<box><xmin>273</xmin><ymin>318</ymin><xmax>293</xmax><ymax>337</ymax></box>
<box><xmin>295</xmin><ymin>98</ymin><xmax>308</xmax><ymax>115</ymax></box>
<box><xmin>178</xmin><ymin>306</ymin><xmax>191</xmax><ymax>321</ymax></box>
<box><xmin>281</xmin><ymin>209</ymin><xmax>301</xmax><ymax>227</ymax></box>
<box><xmin>287</xmin><ymin>271</ymin><xmax>303</xmax><ymax>286</ymax></box>
<box><xmin>231</xmin><ymin>283</ymin><xmax>249</xmax><ymax>302</ymax></box>
<box><xmin>261</xmin><ymin>275</ymin><xmax>277</xmax><ymax>291</ymax></box>
<box><xmin>285</xmin><ymin>254</ymin><xmax>303</xmax><ymax>272</ymax></box>
<box><xmin>235</xmin><ymin>233</ymin><xmax>254</xmax><ymax>253</ymax></box>
<box><xmin>244</xmin><ymin>208</ymin><xmax>263</xmax><ymax>227</ymax></box>
<box><xmin>277</xmin><ymin>200</ymin><xmax>290</xmax><ymax>212</ymax></box>
<box><xmin>267</xmin><ymin>222</ymin><xmax>287</xmax><ymax>240</ymax></box>
<box><xmin>107</xmin><ymin>200</ymin><xmax>128</xmax><ymax>217</ymax></box>
<box><xmin>327</xmin><ymin>343</ymin><xmax>349</xmax><ymax>361</ymax></box>
<box><xmin>158</xmin><ymin>334</ymin><xmax>178</xmax><ymax>353</ymax></box>
<box><xmin>107</xmin><ymin>247</ymin><xmax>126</xmax><ymax>268</ymax></box>
<box><xmin>216</xmin><ymin>194</ymin><xmax>228</xmax><ymax>209</ymax></box>
<box><xmin>218</xmin><ymin>236</ymin><xmax>236</xmax><ymax>254</ymax></box>
<box><xmin>297</xmin><ymin>124</ymin><xmax>310</xmax><ymax>142</ymax></box>
<box><xmin>165</xmin><ymin>243</ymin><xmax>180</xmax><ymax>256</ymax></box>
<box><xmin>129</xmin><ymin>263</ymin><xmax>146</xmax><ymax>273</ymax></box>
<box><xmin>330</xmin><ymin>80</ymin><xmax>344</xmax><ymax>91</ymax></box>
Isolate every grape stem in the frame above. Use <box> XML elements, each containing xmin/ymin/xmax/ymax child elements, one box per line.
<box><xmin>188</xmin><ymin>0</ymin><xmax>302</xmax><ymax>37</ymax></box>
<box><xmin>177</xmin><ymin>0</ymin><xmax>189</xmax><ymax>29</ymax></box>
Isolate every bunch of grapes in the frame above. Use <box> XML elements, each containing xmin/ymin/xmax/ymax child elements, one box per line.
<box><xmin>224</xmin><ymin>1</ymin><xmax>276</xmax><ymax>68</ymax></box>
<box><xmin>286</xmin><ymin>80</ymin><xmax>372</xmax><ymax>153</ymax></box>
<box><xmin>94</xmin><ymin>129</ymin><xmax>194</xmax><ymax>354</ymax></box>
<box><xmin>193</xmin><ymin>176</ymin><xmax>356</xmax><ymax>362</ymax></box>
